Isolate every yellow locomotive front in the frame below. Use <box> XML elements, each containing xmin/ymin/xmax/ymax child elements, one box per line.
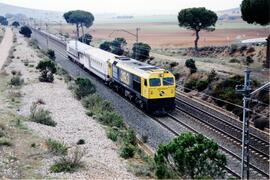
<box><xmin>141</xmin><ymin>69</ymin><xmax>176</xmax><ymax>113</ymax></box>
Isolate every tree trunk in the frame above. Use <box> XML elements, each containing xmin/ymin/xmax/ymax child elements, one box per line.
<box><xmin>75</xmin><ymin>23</ymin><xmax>80</xmax><ymax>53</ymax></box>
<box><xmin>194</xmin><ymin>30</ymin><xmax>200</xmax><ymax>51</ymax></box>
<box><xmin>266</xmin><ymin>35</ymin><xmax>270</xmax><ymax>68</ymax></box>
<box><xmin>81</xmin><ymin>23</ymin><xmax>85</xmax><ymax>43</ymax></box>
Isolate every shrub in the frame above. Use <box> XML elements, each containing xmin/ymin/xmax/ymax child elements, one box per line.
<box><xmin>50</xmin><ymin>147</ymin><xmax>85</xmax><ymax>173</ymax></box>
<box><xmin>254</xmin><ymin>118</ymin><xmax>269</xmax><ymax>130</ymax></box>
<box><xmin>184</xmin><ymin>79</ymin><xmax>197</xmax><ymax>92</ymax></box>
<box><xmin>36</xmin><ymin>59</ymin><xmax>57</xmax><ymax>74</ymax></box>
<box><xmin>0</xmin><ymin>138</ymin><xmax>12</xmax><ymax>146</ymax></box>
<box><xmin>208</xmin><ymin>69</ymin><xmax>217</xmax><ymax>82</ymax></box>
<box><xmin>247</xmin><ymin>47</ymin><xmax>255</xmax><ymax>53</ymax></box>
<box><xmin>47</xmin><ymin>49</ymin><xmax>56</xmax><ymax>60</ymax></box>
<box><xmin>120</xmin><ymin>143</ymin><xmax>135</xmax><ymax>159</ymax></box>
<box><xmin>28</xmin><ymin>39</ymin><xmax>39</xmax><ymax>49</ymax></box>
<box><xmin>47</xmin><ymin>139</ymin><xmax>68</xmax><ymax>155</ymax></box>
<box><xmin>81</xmin><ymin>94</ymin><xmax>103</xmax><ymax>109</ymax></box>
<box><xmin>239</xmin><ymin>45</ymin><xmax>247</xmax><ymax>52</ymax></box>
<box><xmin>230</xmin><ymin>44</ymin><xmax>238</xmax><ymax>54</ymax></box>
<box><xmin>29</xmin><ymin>103</ymin><xmax>56</xmax><ymax>127</ymax></box>
<box><xmin>172</xmin><ymin>70</ymin><xmax>180</xmax><ymax>81</ymax></box>
<box><xmin>124</xmin><ymin>129</ymin><xmax>136</xmax><ymax>145</ymax></box>
<box><xmin>10</xmin><ymin>75</ymin><xmax>24</xmax><ymax>86</ymax></box>
<box><xmin>76</xmin><ymin>139</ymin><xmax>85</xmax><ymax>145</ymax></box>
<box><xmin>19</xmin><ymin>26</ymin><xmax>32</xmax><ymax>38</ymax></box>
<box><xmin>196</xmin><ymin>80</ymin><xmax>209</xmax><ymax>91</ymax></box>
<box><xmin>74</xmin><ymin>78</ymin><xmax>96</xmax><ymax>99</ymax></box>
<box><xmin>98</xmin><ymin>111</ymin><xmax>124</xmax><ymax>128</ymax></box>
<box><xmin>185</xmin><ymin>59</ymin><xmax>197</xmax><ymax>74</ymax></box>
<box><xmin>39</xmin><ymin>69</ymin><xmax>54</xmax><ymax>83</ymax></box>
<box><xmin>229</xmin><ymin>58</ymin><xmax>240</xmax><ymax>63</ymax></box>
<box><xmin>106</xmin><ymin>127</ymin><xmax>119</xmax><ymax>142</ymax></box>
<box><xmin>244</xmin><ymin>56</ymin><xmax>254</xmax><ymax>65</ymax></box>
<box><xmin>169</xmin><ymin>61</ymin><xmax>179</xmax><ymax>68</ymax></box>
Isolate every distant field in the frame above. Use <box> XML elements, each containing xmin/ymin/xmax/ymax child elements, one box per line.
<box><xmin>48</xmin><ymin>21</ymin><xmax>269</xmax><ymax>48</ymax></box>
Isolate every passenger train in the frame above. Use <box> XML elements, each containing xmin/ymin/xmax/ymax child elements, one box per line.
<box><xmin>66</xmin><ymin>40</ymin><xmax>176</xmax><ymax>113</ymax></box>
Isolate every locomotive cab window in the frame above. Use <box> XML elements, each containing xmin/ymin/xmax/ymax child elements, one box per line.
<box><xmin>163</xmin><ymin>77</ymin><xmax>174</xmax><ymax>86</ymax></box>
<box><xmin>149</xmin><ymin>78</ymin><xmax>161</xmax><ymax>87</ymax></box>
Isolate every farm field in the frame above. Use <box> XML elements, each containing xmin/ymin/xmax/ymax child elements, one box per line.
<box><xmin>48</xmin><ymin>21</ymin><xmax>269</xmax><ymax>48</ymax></box>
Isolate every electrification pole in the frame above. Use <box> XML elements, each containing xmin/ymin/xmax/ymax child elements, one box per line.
<box><xmin>45</xmin><ymin>23</ymin><xmax>49</xmax><ymax>49</ymax></box>
<box><xmin>237</xmin><ymin>68</ymin><xmax>270</xmax><ymax>179</ymax></box>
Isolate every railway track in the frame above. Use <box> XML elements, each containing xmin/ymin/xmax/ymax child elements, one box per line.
<box><xmin>151</xmin><ymin>114</ymin><xmax>269</xmax><ymax>179</ymax></box>
<box><xmin>175</xmin><ymin>93</ymin><xmax>270</xmax><ymax>161</ymax></box>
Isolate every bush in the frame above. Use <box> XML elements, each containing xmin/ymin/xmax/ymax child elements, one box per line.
<box><xmin>229</xmin><ymin>58</ymin><xmax>240</xmax><ymax>63</ymax></box>
<box><xmin>39</xmin><ymin>69</ymin><xmax>54</xmax><ymax>83</ymax></box>
<box><xmin>239</xmin><ymin>45</ymin><xmax>247</xmax><ymax>52</ymax></box>
<box><xmin>36</xmin><ymin>59</ymin><xmax>57</xmax><ymax>74</ymax></box>
<box><xmin>10</xmin><ymin>76</ymin><xmax>24</xmax><ymax>86</ymax></box>
<box><xmin>120</xmin><ymin>143</ymin><xmax>135</xmax><ymax>159</ymax></box>
<box><xmin>185</xmin><ymin>59</ymin><xmax>197</xmax><ymax>74</ymax></box>
<box><xmin>50</xmin><ymin>147</ymin><xmax>85</xmax><ymax>173</ymax></box>
<box><xmin>172</xmin><ymin>70</ymin><xmax>180</xmax><ymax>80</ymax></box>
<box><xmin>47</xmin><ymin>139</ymin><xmax>68</xmax><ymax>155</ymax></box>
<box><xmin>47</xmin><ymin>49</ymin><xmax>56</xmax><ymax>60</ymax></box>
<box><xmin>81</xmin><ymin>94</ymin><xmax>103</xmax><ymax>109</ymax></box>
<box><xmin>196</xmin><ymin>80</ymin><xmax>209</xmax><ymax>91</ymax></box>
<box><xmin>19</xmin><ymin>26</ymin><xmax>32</xmax><ymax>38</ymax></box>
<box><xmin>247</xmin><ymin>47</ymin><xmax>255</xmax><ymax>53</ymax></box>
<box><xmin>230</xmin><ymin>44</ymin><xmax>238</xmax><ymax>54</ymax></box>
<box><xmin>74</xmin><ymin>78</ymin><xmax>96</xmax><ymax>99</ymax></box>
<box><xmin>76</xmin><ymin>139</ymin><xmax>85</xmax><ymax>145</ymax></box>
<box><xmin>244</xmin><ymin>56</ymin><xmax>254</xmax><ymax>65</ymax></box>
<box><xmin>124</xmin><ymin>129</ymin><xmax>136</xmax><ymax>145</ymax></box>
<box><xmin>254</xmin><ymin>118</ymin><xmax>269</xmax><ymax>130</ymax></box>
<box><xmin>98</xmin><ymin>111</ymin><xmax>124</xmax><ymax>128</ymax></box>
<box><xmin>184</xmin><ymin>79</ymin><xmax>197</xmax><ymax>92</ymax></box>
<box><xmin>29</xmin><ymin>103</ymin><xmax>56</xmax><ymax>127</ymax></box>
<box><xmin>208</xmin><ymin>69</ymin><xmax>217</xmax><ymax>82</ymax></box>
<box><xmin>169</xmin><ymin>61</ymin><xmax>179</xmax><ymax>68</ymax></box>
<box><xmin>106</xmin><ymin>127</ymin><xmax>119</xmax><ymax>142</ymax></box>
<box><xmin>0</xmin><ymin>138</ymin><xmax>12</xmax><ymax>146</ymax></box>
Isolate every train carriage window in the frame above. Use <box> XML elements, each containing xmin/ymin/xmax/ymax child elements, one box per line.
<box><xmin>163</xmin><ymin>77</ymin><xmax>174</xmax><ymax>86</ymax></box>
<box><xmin>149</xmin><ymin>78</ymin><xmax>161</xmax><ymax>87</ymax></box>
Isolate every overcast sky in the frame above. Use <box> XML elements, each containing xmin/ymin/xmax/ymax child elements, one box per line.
<box><xmin>0</xmin><ymin>0</ymin><xmax>242</xmax><ymax>14</ymax></box>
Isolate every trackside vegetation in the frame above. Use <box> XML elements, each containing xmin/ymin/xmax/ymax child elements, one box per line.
<box><xmin>154</xmin><ymin>132</ymin><xmax>227</xmax><ymax>179</ymax></box>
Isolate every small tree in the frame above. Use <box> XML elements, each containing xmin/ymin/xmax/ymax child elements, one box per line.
<box><xmin>99</xmin><ymin>41</ymin><xmax>111</xmax><ymax>52</ymax></box>
<box><xmin>74</xmin><ymin>78</ymin><xmax>96</xmax><ymax>99</ymax></box>
<box><xmin>132</xmin><ymin>42</ymin><xmax>151</xmax><ymax>61</ymax></box>
<box><xmin>11</xmin><ymin>21</ymin><xmax>20</xmax><ymax>28</ymax></box>
<box><xmin>110</xmin><ymin>38</ymin><xmax>127</xmax><ymax>55</ymax></box>
<box><xmin>185</xmin><ymin>59</ymin><xmax>197</xmax><ymax>74</ymax></box>
<box><xmin>47</xmin><ymin>49</ymin><xmax>56</xmax><ymax>60</ymax></box>
<box><xmin>36</xmin><ymin>59</ymin><xmax>57</xmax><ymax>73</ymax></box>
<box><xmin>241</xmin><ymin>0</ymin><xmax>270</xmax><ymax>68</ymax></box>
<box><xmin>63</xmin><ymin>10</ymin><xmax>94</xmax><ymax>42</ymax></box>
<box><xmin>178</xmin><ymin>7</ymin><xmax>218</xmax><ymax>51</ymax></box>
<box><xmin>78</xmin><ymin>33</ymin><xmax>92</xmax><ymax>45</ymax></box>
<box><xmin>19</xmin><ymin>26</ymin><xmax>32</xmax><ymax>38</ymax></box>
<box><xmin>0</xmin><ymin>16</ymin><xmax>8</xmax><ymax>26</ymax></box>
<box><xmin>154</xmin><ymin>133</ymin><xmax>227</xmax><ymax>179</ymax></box>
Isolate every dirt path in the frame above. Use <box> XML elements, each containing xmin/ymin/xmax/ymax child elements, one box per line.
<box><xmin>0</xmin><ymin>27</ymin><xmax>13</xmax><ymax>69</ymax></box>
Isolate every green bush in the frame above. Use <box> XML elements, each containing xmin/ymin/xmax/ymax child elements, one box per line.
<box><xmin>120</xmin><ymin>143</ymin><xmax>135</xmax><ymax>159</ymax></box>
<box><xmin>10</xmin><ymin>76</ymin><xmax>24</xmax><ymax>86</ymax></box>
<box><xmin>76</xmin><ymin>139</ymin><xmax>85</xmax><ymax>145</ymax></box>
<box><xmin>29</xmin><ymin>103</ymin><xmax>56</xmax><ymax>127</ymax></box>
<box><xmin>208</xmin><ymin>69</ymin><xmax>217</xmax><ymax>82</ymax></box>
<box><xmin>244</xmin><ymin>56</ymin><xmax>254</xmax><ymax>65</ymax></box>
<box><xmin>184</xmin><ymin>79</ymin><xmax>197</xmax><ymax>92</ymax></box>
<box><xmin>50</xmin><ymin>147</ymin><xmax>85</xmax><ymax>173</ymax></box>
<box><xmin>124</xmin><ymin>129</ymin><xmax>136</xmax><ymax>145</ymax></box>
<box><xmin>106</xmin><ymin>127</ymin><xmax>119</xmax><ymax>142</ymax></box>
<box><xmin>98</xmin><ymin>111</ymin><xmax>124</xmax><ymax>128</ymax></box>
<box><xmin>0</xmin><ymin>137</ymin><xmax>12</xmax><ymax>146</ymax></box>
<box><xmin>19</xmin><ymin>26</ymin><xmax>32</xmax><ymax>38</ymax></box>
<box><xmin>39</xmin><ymin>69</ymin><xmax>54</xmax><ymax>83</ymax></box>
<box><xmin>74</xmin><ymin>78</ymin><xmax>96</xmax><ymax>99</ymax></box>
<box><xmin>47</xmin><ymin>139</ymin><xmax>68</xmax><ymax>155</ymax></box>
<box><xmin>196</xmin><ymin>80</ymin><xmax>209</xmax><ymax>91</ymax></box>
<box><xmin>230</xmin><ymin>44</ymin><xmax>238</xmax><ymax>54</ymax></box>
<box><xmin>229</xmin><ymin>58</ymin><xmax>240</xmax><ymax>63</ymax></box>
<box><xmin>185</xmin><ymin>59</ymin><xmax>197</xmax><ymax>74</ymax></box>
<box><xmin>36</xmin><ymin>59</ymin><xmax>57</xmax><ymax>74</ymax></box>
<box><xmin>47</xmin><ymin>49</ymin><xmax>56</xmax><ymax>60</ymax></box>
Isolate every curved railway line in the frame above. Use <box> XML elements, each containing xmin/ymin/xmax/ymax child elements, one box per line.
<box><xmin>32</xmin><ymin>28</ymin><xmax>269</xmax><ymax>179</ymax></box>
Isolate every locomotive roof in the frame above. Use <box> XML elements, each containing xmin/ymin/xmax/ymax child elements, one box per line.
<box><xmin>115</xmin><ymin>57</ymin><xmax>165</xmax><ymax>78</ymax></box>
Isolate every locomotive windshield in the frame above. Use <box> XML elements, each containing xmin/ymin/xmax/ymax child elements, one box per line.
<box><xmin>149</xmin><ymin>78</ymin><xmax>161</xmax><ymax>86</ymax></box>
<box><xmin>163</xmin><ymin>77</ymin><xmax>174</xmax><ymax>86</ymax></box>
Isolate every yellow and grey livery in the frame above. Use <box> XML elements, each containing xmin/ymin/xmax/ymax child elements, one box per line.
<box><xmin>67</xmin><ymin>40</ymin><xmax>176</xmax><ymax>113</ymax></box>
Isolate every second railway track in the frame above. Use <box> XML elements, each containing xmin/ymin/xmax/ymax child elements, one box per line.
<box><xmin>175</xmin><ymin>92</ymin><xmax>270</xmax><ymax>161</ymax></box>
